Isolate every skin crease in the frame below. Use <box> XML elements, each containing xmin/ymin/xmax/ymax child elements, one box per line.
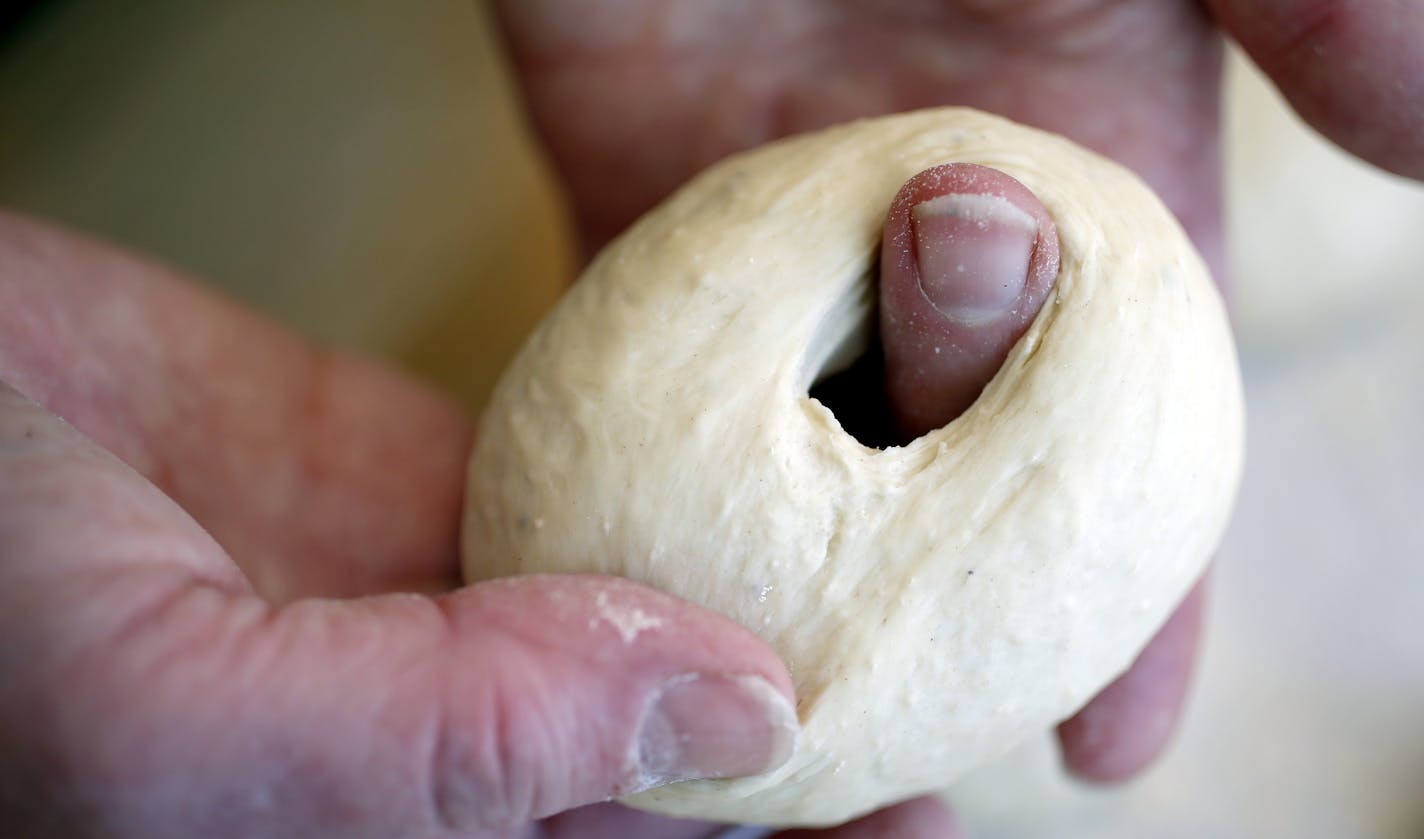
<box><xmin>0</xmin><ymin>2</ymin><xmax>1420</xmax><ymax>838</ymax></box>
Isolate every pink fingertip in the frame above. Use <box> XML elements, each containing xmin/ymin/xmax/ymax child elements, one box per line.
<box><xmin>880</xmin><ymin>163</ymin><xmax>1060</xmax><ymax>440</ymax></box>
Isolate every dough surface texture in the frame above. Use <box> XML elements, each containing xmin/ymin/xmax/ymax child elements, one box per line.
<box><xmin>462</xmin><ymin>108</ymin><xmax>1244</xmax><ymax>826</ymax></box>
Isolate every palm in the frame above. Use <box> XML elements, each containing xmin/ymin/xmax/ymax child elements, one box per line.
<box><xmin>498</xmin><ymin>0</ymin><xmax>1222</xmax><ymax>270</ymax></box>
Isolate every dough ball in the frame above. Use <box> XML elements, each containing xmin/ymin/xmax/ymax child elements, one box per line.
<box><xmin>461</xmin><ymin>107</ymin><xmax>1244</xmax><ymax>826</ymax></box>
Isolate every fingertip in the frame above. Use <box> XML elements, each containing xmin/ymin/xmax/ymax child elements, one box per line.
<box><xmin>880</xmin><ymin>163</ymin><xmax>1060</xmax><ymax>440</ymax></box>
<box><xmin>433</xmin><ymin>575</ymin><xmax>799</xmax><ymax>817</ymax></box>
<box><xmin>1056</xmin><ymin>579</ymin><xmax>1207</xmax><ymax>783</ymax></box>
<box><xmin>909</xmin><ymin>191</ymin><xmax>1038</xmax><ymax>325</ymax></box>
<box><xmin>630</xmin><ymin>670</ymin><xmax>799</xmax><ymax>793</ymax></box>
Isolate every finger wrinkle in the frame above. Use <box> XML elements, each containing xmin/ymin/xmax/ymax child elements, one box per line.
<box><xmin>75</xmin><ymin>576</ymin><xmax>251</xmax><ymax>695</ymax></box>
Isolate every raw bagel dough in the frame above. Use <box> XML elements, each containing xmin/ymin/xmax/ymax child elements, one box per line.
<box><xmin>461</xmin><ymin>108</ymin><xmax>1244</xmax><ymax>826</ymax></box>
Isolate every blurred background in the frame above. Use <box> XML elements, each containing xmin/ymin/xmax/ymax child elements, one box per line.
<box><xmin>2</xmin><ymin>2</ymin><xmax>1421</xmax><ymax>837</ymax></box>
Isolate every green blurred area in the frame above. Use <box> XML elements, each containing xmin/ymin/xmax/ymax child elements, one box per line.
<box><xmin>0</xmin><ymin>0</ymin><xmax>571</xmax><ymax>413</ymax></box>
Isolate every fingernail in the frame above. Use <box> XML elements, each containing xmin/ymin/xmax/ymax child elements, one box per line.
<box><xmin>632</xmin><ymin>673</ymin><xmax>798</xmax><ymax>791</ymax></box>
<box><xmin>910</xmin><ymin>192</ymin><xmax>1038</xmax><ymax>325</ymax></box>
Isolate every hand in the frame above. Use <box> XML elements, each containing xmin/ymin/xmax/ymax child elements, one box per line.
<box><xmin>4</xmin><ymin>161</ymin><xmax>1019</xmax><ymax>838</ymax></box>
<box><xmin>4</xmin><ymin>3</ymin><xmax>1420</xmax><ymax>836</ymax></box>
<box><xmin>6</xmin><ymin>170</ymin><xmax>1034</xmax><ymax>839</ymax></box>
<box><xmin>0</xmin><ymin>213</ymin><xmax>802</xmax><ymax>838</ymax></box>
<box><xmin>5</xmin><ymin>184</ymin><xmax>1025</xmax><ymax>839</ymax></box>
<box><xmin>494</xmin><ymin>0</ymin><xmax>1423</xmax><ymax>817</ymax></box>
<box><xmin>0</xmin><ymin>166</ymin><xmax>1061</xmax><ymax>837</ymax></box>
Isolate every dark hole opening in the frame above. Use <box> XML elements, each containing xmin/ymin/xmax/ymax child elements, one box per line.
<box><xmin>807</xmin><ymin>334</ymin><xmax>902</xmax><ymax>450</ymax></box>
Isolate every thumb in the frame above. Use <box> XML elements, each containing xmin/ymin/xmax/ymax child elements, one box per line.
<box><xmin>0</xmin><ymin>382</ymin><xmax>796</xmax><ymax>838</ymax></box>
<box><xmin>204</xmin><ymin>576</ymin><xmax>798</xmax><ymax>835</ymax></box>
<box><xmin>216</xmin><ymin>577</ymin><xmax>798</xmax><ymax>835</ymax></box>
<box><xmin>879</xmin><ymin>162</ymin><xmax>1060</xmax><ymax>439</ymax></box>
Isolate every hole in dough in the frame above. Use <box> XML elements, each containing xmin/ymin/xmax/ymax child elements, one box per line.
<box><xmin>802</xmin><ymin>255</ymin><xmax>899</xmax><ymax>449</ymax></box>
<box><xmin>807</xmin><ymin>334</ymin><xmax>899</xmax><ymax>449</ymax></box>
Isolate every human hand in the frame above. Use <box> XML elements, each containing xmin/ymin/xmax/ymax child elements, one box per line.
<box><xmin>0</xmin><ymin>160</ymin><xmax>1112</xmax><ymax>839</ymax></box>
<box><xmin>0</xmin><ymin>213</ymin><xmax>807</xmax><ymax>838</ymax></box>
<box><xmin>495</xmin><ymin>0</ymin><xmax>1424</xmax><ymax>797</ymax></box>
<box><xmin>0</xmin><ymin>163</ymin><xmax>1070</xmax><ymax>839</ymax></box>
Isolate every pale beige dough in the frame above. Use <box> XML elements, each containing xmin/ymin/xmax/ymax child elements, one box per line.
<box><xmin>462</xmin><ymin>107</ymin><xmax>1244</xmax><ymax>826</ymax></box>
